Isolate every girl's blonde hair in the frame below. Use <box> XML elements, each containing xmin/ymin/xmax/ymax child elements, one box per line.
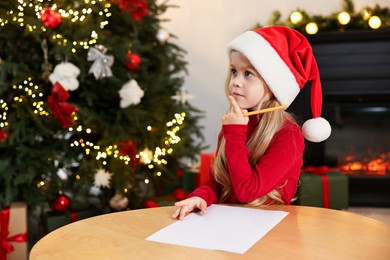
<box><xmin>213</xmin><ymin>66</ymin><xmax>297</xmax><ymax>206</ymax></box>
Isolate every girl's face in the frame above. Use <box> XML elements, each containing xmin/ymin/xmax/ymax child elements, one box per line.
<box><xmin>228</xmin><ymin>51</ymin><xmax>271</xmax><ymax>111</ymax></box>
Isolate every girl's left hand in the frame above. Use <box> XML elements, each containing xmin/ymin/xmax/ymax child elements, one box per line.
<box><xmin>222</xmin><ymin>96</ymin><xmax>249</xmax><ymax>125</ymax></box>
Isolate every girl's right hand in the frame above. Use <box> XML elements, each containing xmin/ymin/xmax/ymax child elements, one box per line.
<box><xmin>222</xmin><ymin>96</ymin><xmax>249</xmax><ymax>125</ymax></box>
<box><xmin>171</xmin><ymin>196</ymin><xmax>207</xmax><ymax>220</ymax></box>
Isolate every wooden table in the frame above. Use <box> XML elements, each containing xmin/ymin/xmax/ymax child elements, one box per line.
<box><xmin>30</xmin><ymin>205</ymin><xmax>390</xmax><ymax>259</ymax></box>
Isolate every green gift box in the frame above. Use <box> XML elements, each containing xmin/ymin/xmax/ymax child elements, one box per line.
<box><xmin>182</xmin><ymin>169</ymin><xmax>198</xmax><ymax>193</ymax></box>
<box><xmin>154</xmin><ymin>194</ymin><xmax>177</xmax><ymax>207</ymax></box>
<box><xmin>43</xmin><ymin>208</ymin><xmax>101</xmax><ymax>233</ymax></box>
<box><xmin>296</xmin><ymin>170</ymin><xmax>349</xmax><ymax>210</ymax></box>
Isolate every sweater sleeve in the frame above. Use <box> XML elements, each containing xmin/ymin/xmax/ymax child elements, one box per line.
<box><xmin>188</xmin><ymin>177</ymin><xmax>219</xmax><ymax>206</ymax></box>
<box><xmin>223</xmin><ymin>122</ymin><xmax>304</xmax><ymax>203</ymax></box>
<box><xmin>188</xmin><ymin>133</ymin><xmax>223</xmax><ymax>206</ymax></box>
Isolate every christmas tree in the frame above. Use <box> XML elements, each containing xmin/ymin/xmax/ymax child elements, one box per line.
<box><xmin>0</xmin><ymin>0</ymin><xmax>204</xmax><ymax>215</ymax></box>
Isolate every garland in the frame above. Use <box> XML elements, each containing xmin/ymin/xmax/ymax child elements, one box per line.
<box><xmin>260</xmin><ymin>0</ymin><xmax>390</xmax><ymax>34</ymax></box>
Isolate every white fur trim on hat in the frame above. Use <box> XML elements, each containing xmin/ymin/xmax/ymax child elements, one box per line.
<box><xmin>302</xmin><ymin>117</ymin><xmax>332</xmax><ymax>143</ymax></box>
<box><xmin>227</xmin><ymin>31</ymin><xmax>300</xmax><ymax>106</ymax></box>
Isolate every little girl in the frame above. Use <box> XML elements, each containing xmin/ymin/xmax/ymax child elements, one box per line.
<box><xmin>172</xmin><ymin>26</ymin><xmax>331</xmax><ymax>220</ymax></box>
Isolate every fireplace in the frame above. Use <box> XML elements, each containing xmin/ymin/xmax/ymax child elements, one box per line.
<box><xmin>289</xmin><ymin>29</ymin><xmax>390</xmax><ymax>207</ymax></box>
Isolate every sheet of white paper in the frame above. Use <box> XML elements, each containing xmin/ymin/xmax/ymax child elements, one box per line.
<box><xmin>146</xmin><ymin>204</ymin><xmax>289</xmax><ymax>254</ymax></box>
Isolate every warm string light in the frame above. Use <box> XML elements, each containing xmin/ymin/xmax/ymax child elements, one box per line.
<box><xmin>305</xmin><ymin>22</ymin><xmax>319</xmax><ymax>34</ymax></box>
<box><xmin>68</xmin><ymin>112</ymin><xmax>187</xmax><ymax>184</ymax></box>
<box><xmin>286</xmin><ymin>9</ymin><xmax>384</xmax><ymax>35</ymax></box>
<box><xmin>68</xmin><ymin>128</ymin><xmax>131</xmax><ymax>166</ymax></box>
<box><xmin>368</xmin><ymin>16</ymin><xmax>381</xmax><ymax>29</ymax></box>
<box><xmin>9</xmin><ymin>77</ymin><xmax>49</xmax><ymax>118</ymax></box>
<box><xmin>0</xmin><ymin>99</ymin><xmax>9</xmax><ymax>128</ymax></box>
<box><xmin>139</xmin><ymin>112</ymin><xmax>186</xmax><ymax>184</ymax></box>
<box><xmin>1</xmin><ymin>0</ymin><xmax>111</xmax><ymax>52</ymax></box>
<box><xmin>290</xmin><ymin>11</ymin><xmax>303</xmax><ymax>24</ymax></box>
<box><xmin>338</xmin><ymin>11</ymin><xmax>351</xmax><ymax>25</ymax></box>
<box><xmin>13</xmin><ymin>77</ymin><xmax>48</xmax><ymax>115</ymax></box>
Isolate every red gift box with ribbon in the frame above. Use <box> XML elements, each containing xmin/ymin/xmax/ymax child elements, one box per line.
<box><xmin>297</xmin><ymin>166</ymin><xmax>349</xmax><ymax>210</ymax></box>
<box><xmin>198</xmin><ymin>153</ymin><xmax>215</xmax><ymax>186</ymax></box>
<box><xmin>43</xmin><ymin>209</ymin><xmax>101</xmax><ymax>234</ymax></box>
<box><xmin>0</xmin><ymin>202</ymin><xmax>28</xmax><ymax>260</ymax></box>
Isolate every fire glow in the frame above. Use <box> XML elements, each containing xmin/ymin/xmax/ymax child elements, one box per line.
<box><xmin>340</xmin><ymin>153</ymin><xmax>390</xmax><ymax>176</ymax></box>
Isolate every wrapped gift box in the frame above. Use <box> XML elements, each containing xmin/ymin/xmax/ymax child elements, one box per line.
<box><xmin>182</xmin><ymin>169</ymin><xmax>198</xmax><ymax>193</ymax></box>
<box><xmin>296</xmin><ymin>171</ymin><xmax>349</xmax><ymax>210</ymax></box>
<box><xmin>152</xmin><ymin>188</ymin><xmax>190</xmax><ymax>207</ymax></box>
<box><xmin>199</xmin><ymin>153</ymin><xmax>215</xmax><ymax>186</ymax></box>
<box><xmin>153</xmin><ymin>194</ymin><xmax>176</xmax><ymax>207</ymax></box>
<box><xmin>0</xmin><ymin>202</ymin><xmax>28</xmax><ymax>260</ymax></box>
<box><xmin>43</xmin><ymin>208</ymin><xmax>101</xmax><ymax>234</ymax></box>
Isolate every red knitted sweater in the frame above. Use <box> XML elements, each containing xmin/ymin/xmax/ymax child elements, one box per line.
<box><xmin>190</xmin><ymin>116</ymin><xmax>304</xmax><ymax>206</ymax></box>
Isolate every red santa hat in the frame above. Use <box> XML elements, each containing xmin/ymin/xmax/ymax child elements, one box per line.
<box><xmin>227</xmin><ymin>26</ymin><xmax>331</xmax><ymax>142</ymax></box>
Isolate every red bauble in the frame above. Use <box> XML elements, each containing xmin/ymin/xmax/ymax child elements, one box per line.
<box><xmin>174</xmin><ymin>188</ymin><xmax>187</xmax><ymax>200</ymax></box>
<box><xmin>0</xmin><ymin>130</ymin><xmax>8</xmax><ymax>140</ymax></box>
<box><xmin>144</xmin><ymin>200</ymin><xmax>159</xmax><ymax>208</ymax></box>
<box><xmin>125</xmin><ymin>52</ymin><xmax>141</xmax><ymax>71</ymax></box>
<box><xmin>118</xmin><ymin>140</ymin><xmax>138</xmax><ymax>169</ymax></box>
<box><xmin>52</xmin><ymin>194</ymin><xmax>71</xmax><ymax>212</ymax></box>
<box><xmin>40</xmin><ymin>7</ymin><xmax>62</xmax><ymax>30</ymax></box>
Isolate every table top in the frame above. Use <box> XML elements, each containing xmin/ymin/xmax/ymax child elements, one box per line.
<box><xmin>30</xmin><ymin>205</ymin><xmax>390</xmax><ymax>260</ymax></box>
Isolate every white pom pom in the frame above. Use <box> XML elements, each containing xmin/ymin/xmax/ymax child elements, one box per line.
<box><xmin>302</xmin><ymin>117</ymin><xmax>331</xmax><ymax>143</ymax></box>
<box><xmin>118</xmin><ymin>79</ymin><xmax>144</xmax><ymax>108</ymax></box>
<box><xmin>49</xmin><ymin>62</ymin><xmax>80</xmax><ymax>91</ymax></box>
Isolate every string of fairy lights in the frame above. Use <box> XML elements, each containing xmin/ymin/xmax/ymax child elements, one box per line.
<box><xmin>0</xmin><ymin>77</ymin><xmax>49</xmax><ymax>129</ymax></box>
<box><xmin>69</xmin><ymin>112</ymin><xmax>186</xmax><ymax>181</ymax></box>
<box><xmin>1</xmin><ymin>0</ymin><xmax>111</xmax><ymax>53</ymax></box>
<box><xmin>1</xmin><ymin>77</ymin><xmax>187</xmax><ymax>188</ymax></box>
<box><xmin>289</xmin><ymin>9</ymin><xmax>383</xmax><ymax>34</ymax></box>
<box><xmin>1</xmin><ymin>0</ymin><xmax>188</xmax><ymax>191</ymax></box>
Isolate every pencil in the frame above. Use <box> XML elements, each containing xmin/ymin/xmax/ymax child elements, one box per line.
<box><xmin>243</xmin><ymin>105</ymin><xmax>288</xmax><ymax>117</ymax></box>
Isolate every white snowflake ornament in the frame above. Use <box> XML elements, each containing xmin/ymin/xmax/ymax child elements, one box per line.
<box><xmin>49</xmin><ymin>62</ymin><xmax>80</xmax><ymax>91</ymax></box>
<box><xmin>118</xmin><ymin>79</ymin><xmax>144</xmax><ymax>108</ymax></box>
<box><xmin>171</xmin><ymin>88</ymin><xmax>195</xmax><ymax>105</ymax></box>
<box><xmin>93</xmin><ymin>168</ymin><xmax>113</xmax><ymax>188</ymax></box>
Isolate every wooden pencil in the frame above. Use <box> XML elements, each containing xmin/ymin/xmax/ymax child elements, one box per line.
<box><xmin>243</xmin><ymin>105</ymin><xmax>288</xmax><ymax>117</ymax></box>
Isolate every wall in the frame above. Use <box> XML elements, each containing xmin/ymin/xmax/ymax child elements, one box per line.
<box><xmin>159</xmin><ymin>0</ymin><xmax>390</xmax><ymax>153</ymax></box>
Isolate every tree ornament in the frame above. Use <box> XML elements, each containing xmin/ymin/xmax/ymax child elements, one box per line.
<box><xmin>171</xmin><ymin>88</ymin><xmax>195</xmax><ymax>105</ymax></box>
<box><xmin>156</xmin><ymin>29</ymin><xmax>169</xmax><ymax>44</ymax></box>
<box><xmin>56</xmin><ymin>168</ymin><xmax>68</xmax><ymax>180</ymax></box>
<box><xmin>47</xmin><ymin>82</ymin><xmax>78</xmax><ymax>128</ymax></box>
<box><xmin>118</xmin><ymin>79</ymin><xmax>144</xmax><ymax>108</ymax></box>
<box><xmin>0</xmin><ymin>130</ymin><xmax>8</xmax><ymax>140</ymax></box>
<box><xmin>39</xmin><ymin>7</ymin><xmax>62</xmax><ymax>30</ymax></box>
<box><xmin>109</xmin><ymin>193</ymin><xmax>129</xmax><ymax>211</ymax></box>
<box><xmin>52</xmin><ymin>194</ymin><xmax>71</xmax><ymax>212</ymax></box>
<box><xmin>118</xmin><ymin>140</ymin><xmax>138</xmax><ymax>169</ymax></box>
<box><xmin>49</xmin><ymin>62</ymin><xmax>80</xmax><ymax>91</ymax></box>
<box><xmin>93</xmin><ymin>168</ymin><xmax>113</xmax><ymax>188</ymax></box>
<box><xmin>144</xmin><ymin>200</ymin><xmax>159</xmax><ymax>208</ymax></box>
<box><xmin>174</xmin><ymin>188</ymin><xmax>187</xmax><ymax>200</ymax></box>
<box><xmin>87</xmin><ymin>45</ymin><xmax>114</xmax><ymax>80</ymax></box>
<box><xmin>125</xmin><ymin>52</ymin><xmax>141</xmax><ymax>71</ymax></box>
<box><xmin>112</xmin><ymin>0</ymin><xmax>148</xmax><ymax>21</ymax></box>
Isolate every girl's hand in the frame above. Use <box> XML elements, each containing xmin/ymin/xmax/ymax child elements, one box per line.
<box><xmin>171</xmin><ymin>196</ymin><xmax>207</xmax><ymax>220</ymax></box>
<box><xmin>222</xmin><ymin>96</ymin><xmax>249</xmax><ymax>125</ymax></box>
